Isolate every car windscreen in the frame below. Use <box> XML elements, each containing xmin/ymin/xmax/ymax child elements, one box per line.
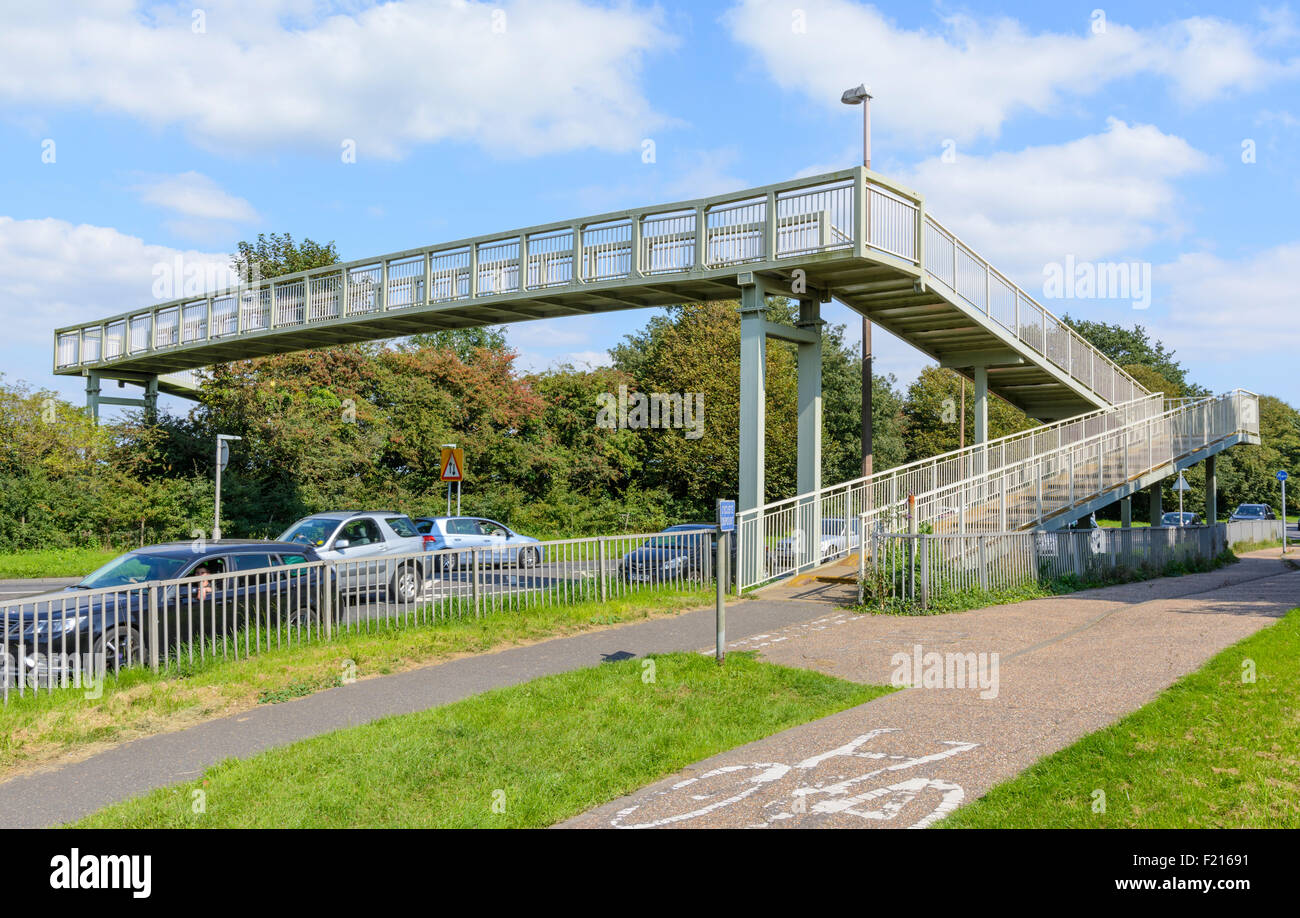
<box><xmin>386</xmin><ymin>516</ymin><xmax>420</xmax><ymax>538</ymax></box>
<box><xmin>279</xmin><ymin>518</ymin><xmax>339</xmax><ymax>546</ymax></box>
<box><xmin>77</xmin><ymin>552</ymin><xmax>189</xmax><ymax>589</ymax></box>
<box><xmin>1236</xmin><ymin>506</ymin><xmax>1266</xmax><ymax>517</ymax></box>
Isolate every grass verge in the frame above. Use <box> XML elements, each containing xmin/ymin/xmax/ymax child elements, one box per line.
<box><xmin>0</xmin><ymin>585</ymin><xmax>712</xmax><ymax>781</ymax></box>
<box><xmin>0</xmin><ymin>548</ymin><xmax>117</xmax><ymax>580</ymax></box>
<box><xmin>75</xmin><ymin>652</ymin><xmax>890</xmax><ymax>828</ymax></box>
<box><xmin>940</xmin><ymin>608</ymin><xmax>1300</xmax><ymax>828</ymax></box>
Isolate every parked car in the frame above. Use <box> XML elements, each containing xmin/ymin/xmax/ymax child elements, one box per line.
<box><xmin>769</xmin><ymin>517</ymin><xmax>860</xmax><ymax>567</ymax></box>
<box><xmin>2</xmin><ymin>541</ymin><xmax>323</xmax><ymax>685</ymax></box>
<box><xmin>1066</xmin><ymin>513</ymin><xmax>1098</xmax><ymax>530</ymax></box>
<box><xmin>619</xmin><ymin>524</ymin><xmax>715</xmax><ymax>583</ymax></box>
<box><xmin>278</xmin><ymin>511</ymin><xmax>430</xmax><ymax>602</ymax></box>
<box><xmin>1160</xmin><ymin>511</ymin><xmax>1202</xmax><ymax>527</ymax></box>
<box><xmin>413</xmin><ymin>517</ymin><xmax>544</xmax><ymax>570</ymax></box>
<box><xmin>1229</xmin><ymin>503</ymin><xmax>1277</xmax><ymax>522</ymax></box>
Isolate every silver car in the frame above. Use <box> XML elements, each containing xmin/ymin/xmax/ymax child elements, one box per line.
<box><xmin>278</xmin><ymin>511</ymin><xmax>430</xmax><ymax>603</ymax></box>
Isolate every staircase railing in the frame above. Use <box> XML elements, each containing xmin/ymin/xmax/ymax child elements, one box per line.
<box><xmin>734</xmin><ymin>389</ymin><xmax>1258</xmax><ymax>590</ymax></box>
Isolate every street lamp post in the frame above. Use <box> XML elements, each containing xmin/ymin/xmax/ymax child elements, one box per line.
<box><xmin>842</xmin><ymin>84</ymin><xmax>874</xmax><ymax>479</ymax></box>
<box><xmin>213</xmin><ymin>434</ymin><xmax>242</xmax><ymax>541</ymax></box>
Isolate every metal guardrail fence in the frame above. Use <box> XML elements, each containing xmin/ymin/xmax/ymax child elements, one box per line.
<box><xmin>864</xmin><ymin>525</ymin><xmax>1231</xmax><ymax>611</ymax></box>
<box><xmin>736</xmin><ymin>389</ymin><xmax>1257</xmax><ymax>591</ymax></box>
<box><xmin>1224</xmin><ymin>519</ymin><xmax>1286</xmax><ymax>546</ymax></box>
<box><xmin>53</xmin><ymin>167</ymin><xmax>1145</xmax><ymax>415</ymax></box>
<box><xmin>0</xmin><ymin>530</ymin><xmax>719</xmax><ymax>702</ymax></box>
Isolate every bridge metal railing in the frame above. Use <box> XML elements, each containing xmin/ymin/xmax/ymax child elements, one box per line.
<box><xmin>1</xmin><ymin>530</ymin><xmax>720</xmax><ymax>703</ymax></box>
<box><xmin>733</xmin><ymin>389</ymin><xmax>1258</xmax><ymax>591</ymax></box>
<box><xmin>53</xmin><ymin>168</ymin><xmax>1144</xmax><ymax>412</ymax></box>
<box><xmin>1225</xmin><ymin>519</ymin><xmax>1286</xmax><ymax>546</ymax></box>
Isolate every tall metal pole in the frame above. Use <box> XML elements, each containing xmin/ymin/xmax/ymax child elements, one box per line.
<box><xmin>213</xmin><ymin>438</ymin><xmax>222</xmax><ymax>541</ymax></box>
<box><xmin>860</xmin><ymin>94</ymin><xmax>873</xmax><ymax>481</ymax></box>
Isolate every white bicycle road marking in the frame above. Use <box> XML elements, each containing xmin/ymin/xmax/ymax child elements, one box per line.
<box><xmin>611</xmin><ymin>728</ymin><xmax>978</xmax><ymax>829</ymax></box>
<box><xmin>702</xmin><ymin>612</ymin><xmax>855</xmax><ymax>655</ymax></box>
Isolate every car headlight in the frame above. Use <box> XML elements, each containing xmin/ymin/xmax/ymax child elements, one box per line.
<box><xmin>29</xmin><ymin>615</ymin><xmax>87</xmax><ymax>637</ymax></box>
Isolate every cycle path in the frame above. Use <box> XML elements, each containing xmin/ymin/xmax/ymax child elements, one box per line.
<box><xmin>563</xmin><ymin>553</ymin><xmax>1300</xmax><ymax>828</ymax></box>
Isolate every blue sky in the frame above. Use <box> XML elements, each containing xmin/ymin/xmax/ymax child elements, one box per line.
<box><xmin>2</xmin><ymin>0</ymin><xmax>1297</xmax><ymax>417</ymax></box>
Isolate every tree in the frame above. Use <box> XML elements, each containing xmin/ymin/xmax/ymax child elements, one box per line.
<box><xmin>407</xmin><ymin>327</ymin><xmax>508</xmax><ymax>362</ymax></box>
<box><xmin>1062</xmin><ymin>317</ymin><xmax>1200</xmax><ymax>396</ymax></box>
<box><xmin>900</xmin><ymin>366</ymin><xmax>1034</xmax><ymax>464</ymax></box>
<box><xmin>232</xmin><ymin>233</ymin><xmax>339</xmax><ymax>283</ymax></box>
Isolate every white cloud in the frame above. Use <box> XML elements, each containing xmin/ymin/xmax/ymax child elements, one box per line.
<box><xmin>725</xmin><ymin>0</ymin><xmax>1300</xmax><ymax>144</ymax></box>
<box><xmin>1156</xmin><ymin>242</ymin><xmax>1300</xmax><ymax>356</ymax></box>
<box><xmin>0</xmin><ymin>0</ymin><xmax>674</xmax><ymax>159</ymax></box>
<box><xmin>0</xmin><ymin>216</ymin><xmax>231</xmax><ymax>360</ymax></box>
<box><xmin>134</xmin><ymin>171</ymin><xmax>260</xmax><ymax>222</ymax></box>
<box><xmin>898</xmin><ymin>119</ymin><xmax>1212</xmax><ymax>279</ymax></box>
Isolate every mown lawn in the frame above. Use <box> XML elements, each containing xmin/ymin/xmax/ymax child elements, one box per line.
<box><xmin>0</xmin><ymin>548</ymin><xmax>117</xmax><ymax>580</ymax></box>
<box><xmin>75</xmin><ymin>653</ymin><xmax>891</xmax><ymax>828</ymax></box>
<box><xmin>941</xmin><ymin>608</ymin><xmax>1300</xmax><ymax>828</ymax></box>
<box><xmin>0</xmin><ymin>585</ymin><xmax>713</xmax><ymax>780</ymax></box>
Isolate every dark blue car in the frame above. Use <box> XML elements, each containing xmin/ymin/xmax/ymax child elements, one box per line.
<box><xmin>1</xmin><ymin>541</ymin><xmax>325</xmax><ymax>688</ymax></box>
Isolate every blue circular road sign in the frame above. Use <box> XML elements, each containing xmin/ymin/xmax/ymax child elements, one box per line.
<box><xmin>1278</xmin><ymin>470</ymin><xmax>1289</xmax><ymax>482</ymax></box>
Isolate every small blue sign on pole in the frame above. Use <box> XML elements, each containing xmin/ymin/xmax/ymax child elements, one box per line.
<box><xmin>717</xmin><ymin>499</ymin><xmax>736</xmax><ymax>533</ymax></box>
<box><xmin>1277</xmin><ymin>470</ymin><xmax>1288</xmax><ymax>482</ymax></box>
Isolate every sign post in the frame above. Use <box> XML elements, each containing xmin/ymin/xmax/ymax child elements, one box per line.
<box><xmin>212</xmin><ymin>434</ymin><xmax>241</xmax><ymax>541</ymax></box>
<box><xmin>1173</xmin><ymin>472</ymin><xmax>1191</xmax><ymax>525</ymax></box>
<box><xmin>1278</xmin><ymin>470</ymin><xmax>1288</xmax><ymax>554</ymax></box>
<box><xmin>440</xmin><ymin>445</ymin><xmax>464</xmax><ymax>516</ymax></box>
<box><xmin>716</xmin><ymin>499</ymin><xmax>735</xmax><ymax>664</ymax></box>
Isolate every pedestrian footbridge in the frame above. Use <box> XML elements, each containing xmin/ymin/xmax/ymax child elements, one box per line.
<box><xmin>49</xmin><ymin>166</ymin><xmax>1258</xmax><ymax>589</ymax></box>
<box><xmin>55</xmin><ymin>167</ymin><xmax>1140</xmax><ymax>422</ymax></box>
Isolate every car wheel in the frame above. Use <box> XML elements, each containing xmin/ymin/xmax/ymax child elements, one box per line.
<box><xmin>520</xmin><ymin>547</ymin><xmax>540</xmax><ymax>568</ymax></box>
<box><xmin>94</xmin><ymin>625</ymin><xmax>145</xmax><ymax>674</ymax></box>
<box><xmin>390</xmin><ymin>565</ymin><xmax>423</xmax><ymax>604</ymax></box>
<box><xmin>285</xmin><ymin>604</ymin><xmax>319</xmax><ymax>629</ymax></box>
<box><xmin>440</xmin><ymin>553</ymin><xmax>459</xmax><ymax>574</ymax></box>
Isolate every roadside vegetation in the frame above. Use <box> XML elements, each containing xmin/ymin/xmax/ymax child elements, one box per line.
<box><xmin>940</xmin><ymin>608</ymin><xmax>1300</xmax><ymax>828</ymax></box>
<box><xmin>74</xmin><ymin>652</ymin><xmax>891</xmax><ymax>828</ymax></box>
<box><xmin>0</xmin><ymin>585</ymin><xmax>711</xmax><ymax>781</ymax></box>
<box><xmin>0</xmin><ymin>547</ymin><xmax>116</xmax><ymax>580</ymax></box>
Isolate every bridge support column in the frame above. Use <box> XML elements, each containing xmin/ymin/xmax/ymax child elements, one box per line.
<box><xmin>84</xmin><ymin>372</ymin><xmax>102</xmax><ymax>422</ymax></box>
<box><xmin>972</xmin><ymin>365</ymin><xmax>988</xmax><ymax>445</ymax></box>
<box><xmin>796</xmin><ymin>300</ymin><xmax>823</xmax><ymax>496</ymax></box>
<box><xmin>1205</xmin><ymin>455</ymin><xmax>1217</xmax><ymax>525</ymax></box>
<box><xmin>1149</xmin><ymin>482</ymin><xmax>1163</xmax><ymax>526</ymax></box>
<box><xmin>738</xmin><ymin>283</ymin><xmax>767</xmax><ymax>513</ymax></box>
<box><xmin>83</xmin><ymin>371</ymin><xmax>161</xmax><ymax>424</ymax></box>
<box><xmin>797</xmin><ymin>300</ymin><xmax>823</xmax><ymax>571</ymax></box>
<box><xmin>1120</xmin><ymin>496</ymin><xmax>1132</xmax><ymax>528</ymax></box>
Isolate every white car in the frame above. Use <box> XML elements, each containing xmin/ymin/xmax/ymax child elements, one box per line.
<box><xmin>278</xmin><ymin>511</ymin><xmax>430</xmax><ymax>602</ymax></box>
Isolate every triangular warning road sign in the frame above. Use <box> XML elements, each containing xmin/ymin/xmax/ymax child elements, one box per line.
<box><xmin>440</xmin><ymin>447</ymin><xmax>463</xmax><ymax>482</ymax></box>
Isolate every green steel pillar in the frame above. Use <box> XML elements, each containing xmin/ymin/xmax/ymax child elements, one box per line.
<box><xmin>143</xmin><ymin>376</ymin><xmax>159</xmax><ymax>425</ymax></box>
<box><xmin>1120</xmin><ymin>496</ymin><xmax>1132</xmax><ymax>528</ymax></box>
<box><xmin>1150</xmin><ymin>481</ymin><xmax>1163</xmax><ymax>525</ymax></box>
<box><xmin>738</xmin><ymin>283</ymin><xmax>767</xmax><ymax>513</ymax></box>
<box><xmin>84</xmin><ymin>371</ymin><xmax>101</xmax><ymax>422</ymax></box>
<box><xmin>1205</xmin><ymin>455</ymin><xmax>1217</xmax><ymax>523</ymax></box>
<box><xmin>972</xmin><ymin>365</ymin><xmax>988</xmax><ymax>445</ymax></box>
<box><xmin>797</xmin><ymin>299</ymin><xmax>823</xmax><ymax>571</ymax></box>
<box><xmin>796</xmin><ymin>300</ymin><xmax>823</xmax><ymax>496</ymax></box>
